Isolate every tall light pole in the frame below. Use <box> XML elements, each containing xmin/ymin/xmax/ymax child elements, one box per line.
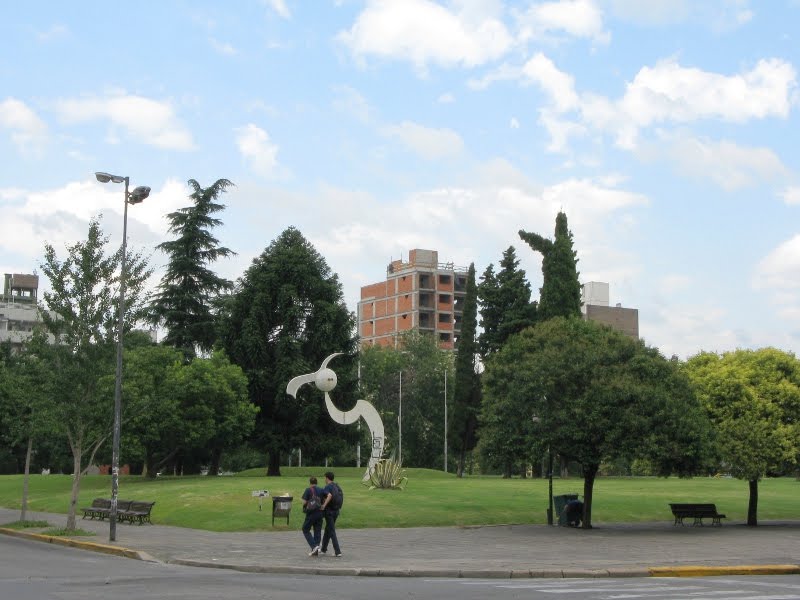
<box><xmin>443</xmin><ymin>368</ymin><xmax>447</xmax><ymax>473</ymax></box>
<box><xmin>398</xmin><ymin>370</ymin><xmax>402</xmax><ymax>464</ymax></box>
<box><xmin>95</xmin><ymin>171</ymin><xmax>150</xmax><ymax>542</ymax></box>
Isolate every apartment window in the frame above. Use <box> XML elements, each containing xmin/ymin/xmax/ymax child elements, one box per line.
<box><xmin>439</xmin><ymin>333</ymin><xmax>451</xmax><ymax>342</ymax></box>
<box><xmin>439</xmin><ymin>274</ymin><xmax>451</xmax><ymax>285</ymax></box>
<box><xmin>438</xmin><ymin>313</ymin><xmax>451</xmax><ymax>323</ymax></box>
<box><xmin>439</xmin><ymin>294</ymin><xmax>451</xmax><ymax>304</ymax></box>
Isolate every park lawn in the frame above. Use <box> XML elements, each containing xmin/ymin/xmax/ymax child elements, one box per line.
<box><xmin>0</xmin><ymin>469</ymin><xmax>796</xmax><ymax>532</ymax></box>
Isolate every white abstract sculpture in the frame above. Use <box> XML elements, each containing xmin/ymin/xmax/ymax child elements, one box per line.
<box><xmin>286</xmin><ymin>353</ymin><xmax>385</xmax><ymax>480</ymax></box>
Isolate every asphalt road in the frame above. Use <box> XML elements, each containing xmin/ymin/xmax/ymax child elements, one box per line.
<box><xmin>3</xmin><ymin>535</ymin><xmax>800</xmax><ymax>600</ymax></box>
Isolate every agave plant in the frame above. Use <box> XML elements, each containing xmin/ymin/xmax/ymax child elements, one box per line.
<box><xmin>365</xmin><ymin>453</ymin><xmax>408</xmax><ymax>490</ymax></box>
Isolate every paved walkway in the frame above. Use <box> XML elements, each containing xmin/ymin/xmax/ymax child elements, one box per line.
<box><xmin>1</xmin><ymin>508</ymin><xmax>798</xmax><ymax>578</ymax></box>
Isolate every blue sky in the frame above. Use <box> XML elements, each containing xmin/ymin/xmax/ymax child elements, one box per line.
<box><xmin>2</xmin><ymin>0</ymin><xmax>799</xmax><ymax>359</ymax></box>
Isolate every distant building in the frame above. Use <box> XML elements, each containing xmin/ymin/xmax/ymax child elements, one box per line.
<box><xmin>581</xmin><ymin>281</ymin><xmax>639</xmax><ymax>339</ymax></box>
<box><xmin>358</xmin><ymin>249</ymin><xmax>468</xmax><ymax>350</ymax></box>
<box><xmin>0</xmin><ymin>273</ymin><xmax>45</xmax><ymax>352</ymax></box>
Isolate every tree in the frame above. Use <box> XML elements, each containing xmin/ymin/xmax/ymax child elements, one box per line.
<box><xmin>684</xmin><ymin>348</ymin><xmax>800</xmax><ymax>526</ymax></box>
<box><xmin>1</xmin><ymin>330</ymin><xmax>60</xmax><ymax>519</ymax></box>
<box><xmin>39</xmin><ymin>217</ymin><xmax>151</xmax><ymax>530</ymax></box>
<box><xmin>451</xmin><ymin>263</ymin><xmax>481</xmax><ymax>477</ymax></box>
<box><xmin>519</xmin><ymin>211</ymin><xmax>581</xmax><ymax>321</ymax></box>
<box><xmin>482</xmin><ymin>317</ymin><xmax>711</xmax><ymax>528</ymax></box>
<box><xmin>477</xmin><ymin>246</ymin><xmax>537</xmax><ymax>359</ymax></box>
<box><xmin>219</xmin><ymin>227</ymin><xmax>358</xmax><ymax>476</ymax></box>
<box><xmin>359</xmin><ymin>332</ymin><xmax>453</xmax><ymax>469</ymax></box>
<box><xmin>149</xmin><ymin>179</ymin><xmax>235</xmax><ymax>359</ymax></box>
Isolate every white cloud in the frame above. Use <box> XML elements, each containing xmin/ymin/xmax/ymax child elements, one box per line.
<box><xmin>36</xmin><ymin>24</ymin><xmax>69</xmax><ymax>42</ymax></box>
<box><xmin>607</xmin><ymin>0</ymin><xmax>753</xmax><ymax>32</ymax></box>
<box><xmin>438</xmin><ymin>92</ymin><xmax>455</xmax><ymax>104</ymax></box>
<box><xmin>381</xmin><ymin>121</ymin><xmax>464</xmax><ymax>159</ymax></box>
<box><xmin>263</xmin><ymin>0</ymin><xmax>290</xmax><ymax>18</ymax></box>
<box><xmin>235</xmin><ymin>124</ymin><xmax>280</xmax><ymax>177</ymax></box>
<box><xmin>510</xmin><ymin>117</ymin><xmax>520</xmax><ymax>129</ymax></box>
<box><xmin>483</xmin><ymin>54</ymin><xmax>797</xmax><ymax>155</ymax></box>
<box><xmin>54</xmin><ymin>93</ymin><xmax>195</xmax><ymax>151</ymax></box>
<box><xmin>754</xmin><ymin>234</ymin><xmax>800</xmax><ymax>291</ymax></box>
<box><xmin>209</xmin><ymin>37</ymin><xmax>238</xmax><ymax>55</ymax></box>
<box><xmin>337</xmin><ymin>0</ymin><xmax>513</xmax><ymax>72</ymax></box>
<box><xmin>780</xmin><ymin>186</ymin><xmax>800</xmax><ymax>205</ymax></box>
<box><xmin>0</xmin><ymin>98</ymin><xmax>48</xmax><ymax>156</ymax></box>
<box><xmin>516</xmin><ymin>0</ymin><xmax>611</xmax><ymax>44</ymax></box>
<box><xmin>521</xmin><ymin>53</ymin><xmax>580</xmax><ymax>112</ymax></box>
<box><xmin>332</xmin><ymin>85</ymin><xmax>376</xmax><ymax>124</ymax></box>
<box><xmin>640</xmin><ymin>132</ymin><xmax>788</xmax><ymax>190</ymax></box>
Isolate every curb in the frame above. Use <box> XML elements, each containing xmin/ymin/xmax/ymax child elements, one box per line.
<box><xmin>649</xmin><ymin>565</ymin><xmax>800</xmax><ymax>577</ymax></box>
<box><xmin>0</xmin><ymin>527</ymin><xmax>158</xmax><ymax>562</ymax></box>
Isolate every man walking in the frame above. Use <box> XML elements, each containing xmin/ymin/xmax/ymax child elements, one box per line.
<box><xmin>320</xmin><ymin>471</ymin><xmax>343</xmax><ymax>557</ymax></box>
<box><xmin>301</xmin><ymin>476</ymin><xmax>324</xmax><ymax>556</ymax></box>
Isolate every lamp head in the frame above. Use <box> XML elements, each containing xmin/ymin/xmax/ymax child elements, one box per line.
<box><xmin>95</xmin><ymin>171</ymin><xmax>126</xmax><ymax>184</ymax></box>
<box><xmin>128</xmin><ymin>186</ymin><xmax>151</xmax><ymax>204</ymax></box>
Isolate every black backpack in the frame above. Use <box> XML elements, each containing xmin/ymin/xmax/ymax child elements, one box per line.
<box><xmin>329</xmin><ymin>482</ymin><xmax>344</xmax><ymax>510</ymax></box>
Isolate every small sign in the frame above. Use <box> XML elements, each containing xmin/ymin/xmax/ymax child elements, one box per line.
<box><xmin>252</xmin><ymin>490</ymin><xmax>269</xmax><ymax>511</ymax></box>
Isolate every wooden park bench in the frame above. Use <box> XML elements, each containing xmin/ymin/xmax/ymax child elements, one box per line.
<box><xmin>669</xmin><ymin>503</ymin><xmax>727</xmax><ymax>526</ymax></box>
<box><xmin>118</xmin><ymin>501</ymin><xmax>156</xmax><ymax>524</ymax></box>
<box><xmin>81</xmin><ymin>498</ymin><xmax>111</xmax><ymax>520</ymax></box>
<box><xmin>80</xmin><ymin>498</ymin><xmax>154</xmax><ymax>524</ymax></box>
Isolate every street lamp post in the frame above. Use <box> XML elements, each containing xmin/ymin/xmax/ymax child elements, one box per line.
<box><xmin>95</xmin><ymin>171</ymin><xmax>150</xmax><ymax>543</ymax></box>
<box><xmin>443</xmin><ymin>369</ymin><xmax>447</xmax><ymax>473</ymax></box>
<box><xmin>398</xmin><ymin>371</ymin><xmax>402</xmax><ymax>464</ymax></box>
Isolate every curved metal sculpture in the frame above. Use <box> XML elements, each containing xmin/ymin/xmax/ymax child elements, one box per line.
<box><xmin>286</xmin><ymin>353</ymin><xmax>385</xmax><ymax>480</ymax></box>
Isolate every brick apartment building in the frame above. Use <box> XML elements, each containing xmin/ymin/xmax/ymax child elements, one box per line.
<box><xmin>358</xmin><ymin>249</ymin><xmax>468</xmax><ymax>350</ymax></box>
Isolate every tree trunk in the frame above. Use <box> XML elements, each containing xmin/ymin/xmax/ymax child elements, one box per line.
<box><xmin>456</xmin><ymin>445</ymin><xmax>466</xmax><ymax>478</ymax></box>
<box><xmin>747</xmin><ymin>478</ymin><xmax>758</xmax><ymax>526</ymax></box>
<box><xmin>581</xmin><ymin>462</ymin><xmax>599</xmax><ymax>529</ymax></box>
<box><xmin>21</xmin><ymin>437</ymin><xmax>32</xmax><ymax>522</ymax></box>
<box><xmin>208</xmin><ymin>448</ymin><xmax>221</xmax><ymax>476</ymax></box>
<box><xmin>67</xmin><ymin>450</ymin><xmax>82</xmax><ymax>531</ymax></box>
<box><xmin>267</xmin><ymin>449</ymin><xmax>281</xmax><ymax>476</ymax></box>
<box><xmin>560</xmin><ymin>455</ymin><xmax>570</xmax><ymax>478</ymax></box>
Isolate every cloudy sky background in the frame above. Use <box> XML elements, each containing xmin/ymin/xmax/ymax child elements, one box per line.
<box><xmin>2</xmin><ymin>0</ymin><xmax>799</xmax><ymax>359</ymax></box>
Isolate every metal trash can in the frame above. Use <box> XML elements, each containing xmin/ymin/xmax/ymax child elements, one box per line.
<box><xmin>553</xmin><ymin>494</ymin><xmax>579</xmax><ymax>527</ymax></box>
<box><xmin>272</xmin><ymin>495</ymin><xmax>292</xmax><ymax>526</ymax></box>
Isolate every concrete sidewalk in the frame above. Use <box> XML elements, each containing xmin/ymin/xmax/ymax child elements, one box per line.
<box><xmin>1</xmin><ymin>507</ymin><xmax>798</xmax><ymax>578</ymax></box>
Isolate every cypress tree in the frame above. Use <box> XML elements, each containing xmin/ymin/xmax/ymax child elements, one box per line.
<box><xmin>519</xmin><ymin>211</ymin><xmax>581</xmax><ymax>321</ymax></box>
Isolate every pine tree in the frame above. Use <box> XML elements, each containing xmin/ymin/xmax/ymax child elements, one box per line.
<box><xmin>451</xmin><ymin>263</ymin><xmax>481</xmax><ymax>477</ymax></box>
<box><xmin>149</xmin><ymin>179</ymin><xmax>235</xmax><ymax>358</ymax></box>
<box><xmin>519</xmin><ymin>211</ymin><xmax>581</xmax><ymax>321</ymax></box>
<box><xmin>477</xmin><ymin>246</ymin><xmax>536</xmax><ymax>358</ymax></box>
<box><xmin>219</xmin><ymin>227</ymin><xmax>358</xmax><ymax>476</ymax></box>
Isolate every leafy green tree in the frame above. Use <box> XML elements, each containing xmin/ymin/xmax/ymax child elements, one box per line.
<box><xmin>359</xmin><ymin>332</ymin><xmax>452</xmax><ymax>469</ymax></box>
<box><xmin>477</xmin><ymin>246</ymin><xmax>537</xmax><ymax>359</ymax></box>
<box><xmin>39</xmin><ymin>217</ymin><xmax>151</xmax><ymax>530</ymax></box>
<box><xmin>684</xmin><ymin>348</ymin><xmax>800</xmax><ymax>526</ymax></box>
<box><xmin>178</xmin><ymin>351</ymin><xmax>258</xmax><ymax>475</ymax></box>
<box><xmin>451</xmin><ymin>263</ymin><xmax>481</xmax><ymax>477</ymax></box>
<box><xmin>1</xmin><ymin>330</ymin><xmax>61</xmax><ymax>519</ymax></box>
<box><xmin>482</xmin><ymin>317</ymin><xmax>710</xmax><ymax>528</ymax></box>
<box><xmin>519</xmin><ymin>211</ymin><xmax>581</xmax><ymax>321</ymax></box>
<box><xmin>219</xmin><ymin>227</ymin><xmax>358</xmax><ymax>476</ymax></box>
<box><xmin>149</xmin><ymin>179</ymin><xmax>235</xmax><ymax>359</ymax></box>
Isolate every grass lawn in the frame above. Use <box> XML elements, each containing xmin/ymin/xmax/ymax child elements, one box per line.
<box><xmin>0</xmin><ymin>468</ymin><xmax>796</xmax><ymax>532</ymax></box>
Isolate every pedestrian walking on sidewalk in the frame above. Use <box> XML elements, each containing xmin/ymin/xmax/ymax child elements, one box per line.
<box><xmin>301</xmin><ymin>476</ymin><xmax>324</xmax><ymax>556</ymax></box>
<box><xmin>320</xmin><ymin>471</ymin><xmax>344</xmax><ymax>557</ymax></box>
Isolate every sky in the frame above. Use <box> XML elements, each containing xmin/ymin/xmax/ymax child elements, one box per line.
<box><xmin>1</xmin><ymin>0</ymin><xmax>799</xmax><ymax>359</ymax></box>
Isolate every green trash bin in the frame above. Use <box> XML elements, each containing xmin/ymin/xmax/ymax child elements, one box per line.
<box><xmin>553</xmin><ymin>494</ymin><xmax>579</xmax><ymax>527</ymax></box>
